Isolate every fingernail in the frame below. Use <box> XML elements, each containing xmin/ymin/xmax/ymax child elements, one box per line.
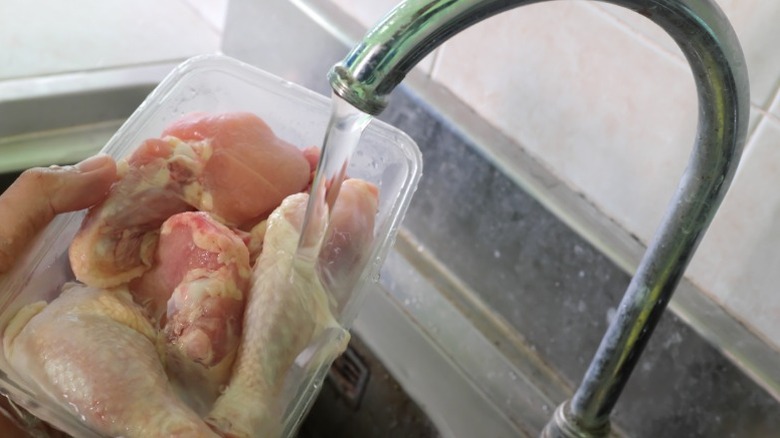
<box><xmin>75</xmin><ymin>154</ymin><xmax>110</xmax><ymax>172</ymax></box>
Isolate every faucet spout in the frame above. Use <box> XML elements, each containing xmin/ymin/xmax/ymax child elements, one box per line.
<box><xmin>329</xmin><ymin>0</ymin><xmax>749</xmax><ymax>436</ymax></box>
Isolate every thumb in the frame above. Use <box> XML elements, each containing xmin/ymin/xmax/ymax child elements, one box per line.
<box><xmin>0</xmin><ymin>154</ymin><xmax>117</xmax><ymax>274</ymax></box>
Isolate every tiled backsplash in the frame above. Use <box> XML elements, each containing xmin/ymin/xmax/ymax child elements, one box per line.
<box><xmin>327</xmin><ymin>0</ymin><xmax>780</xmax><ymax>352</ymax></box>
<box><xmin>0</xmin><ymin>0</ymin><xmax>225</xmax><ymax>81</ymax></box>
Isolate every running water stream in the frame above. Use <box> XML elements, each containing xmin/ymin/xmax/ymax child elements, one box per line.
<box><xmin>296</xmin><ymin>94</ymin><xmax>373</xmax><ymax>264</ymax></box>
<box><xmin>277</xmin><ymin>94</ymin><xmax>374</xmax><ymax>436</ymax></box>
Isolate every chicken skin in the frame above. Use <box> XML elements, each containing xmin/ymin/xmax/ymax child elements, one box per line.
<box><xmin>4</xmin><ymin>283</ymin><xmax>218</xmax><ymax>438</ymax></box>
<box><xmin>207</xmin><ymin>179</ymin><xmax>378</xmax><ymax>437</ymax></box>
<box><xmin>4</xmin><ymin>111</ymin><xmax>381</xmax><ymax>438</ymax></box>
<box><xmin>130</xmin><ymin>211</ymin><xmax>251</xmax><ymax>413</ymax></box>
<box><xmin>69</xmin><ymin>112</ymin><xmax>310</xmax><ymax>288</ymax></box>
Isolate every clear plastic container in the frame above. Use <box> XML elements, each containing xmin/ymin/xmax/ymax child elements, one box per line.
<box><xmin>0</xmin><ymin>54</ymin><xmax>422</xmax><ymax>437</ymax></box>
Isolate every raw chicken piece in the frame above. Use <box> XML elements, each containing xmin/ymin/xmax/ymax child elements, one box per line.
<box><xmin>233</xmin><ymin>146</ymin><xmax>319</xmax><ymax>263</ymax></box>
<box><xmin>68</xmin><ymin>137</ymin><xmax>193</xmax><ymax>288</ymax></box>
<box><xmin>162</xmin><ymin>112</ymin><xmax>312</xmax><ymax>226</ymax></box>
<box><xmin>130</xmin><ymin>211</ymin><xmax>251</xmax><ymax>413</ymax></box>
<box><xmin>318</xmin><ymin>179</ymin><xmax>379</xmax><ymax>310</ymax></box>
<box><xmin>206</xmin><ymin>179</ymin><xmax>378</xmax><ymax>437</ymax></box>
<box><xmin>242</xmin><ymin>219</ymin><xmax>268</xmax><ymax>263</ymax></box>
<box><xmin>3</xmin><ymin>283</ymin><xmax>218</xmax><ymax>438</ymax></box>
<box><xmin>70</xmin><ymin>112</ymin><xmax>310</xmax><ymax>288</ymax></box>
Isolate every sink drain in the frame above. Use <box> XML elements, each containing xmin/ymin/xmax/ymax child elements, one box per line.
<box><xmin>328</xmin><ymin>345</ymin><xmax>370</xmax><ymax>410</ymax></box>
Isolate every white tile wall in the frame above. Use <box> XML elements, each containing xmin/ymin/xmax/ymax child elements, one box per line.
<box><xmin>592</xmin><ymin>0</ymin><xmax>780</xmax><ymax>110</ymax></box>
<box><xmin>690</xmin><ymin>115</ymin><xmax>780</xmax><ymax>347</ymax></box>
<box><xmin>327</xmin><ymin>0</ymin><xmax>439</xmax><ymax>75</ymax></box>
<box><xmin>182</xmin><ymin>0</ymin><xmax>229</xmax><ymax>32</ymax></box>
<box><xmin>324</xmin><ymin>0</ymin><xmax>780</xmax><ymax>351</ymax></box>
<box><xmin>430</xmin><ymin>2</ymin><xmax>699</xmax><ymax>242</ymax></box>
<box><xmin>0</xmin><ymin>0</ymin><xmax>221</xmax><ymax>81</ymax></box>
<box><xmin>329</xmin><ymin>0</ymin><xmax>399</xmax><ymax>25</ymax></box>
<box><xmin>771</xmin><ymin>89</ymin><xmax>780</xmax><ymax>119</ymax></box>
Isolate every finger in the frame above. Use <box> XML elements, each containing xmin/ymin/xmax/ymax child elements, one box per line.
<box><xmin>302</xmin><ymin>146</ymin><xmax>320</xmax><ymax>188</ymax></box>
<box><xmin>0</xmin><ymin>154</ymin><xmax>117</xmax><ymax>274</ymax></box>
<box><xmin>302</xmin><ymin>146</ymin><xmax>320</xmax><ymax>174</ymax></box>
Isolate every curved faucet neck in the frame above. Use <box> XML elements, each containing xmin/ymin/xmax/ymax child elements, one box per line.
<box><xmin>330</xmin><ymin>0</ymin><xmax>519</xmax><ymax>115</ymax></box>
<box><xmin>329</xmin><ymin>0</ymin><xmax>749</xmax><ymax>436</ymax></box>
<box><xmin>329</xmin><ymin>0</ymin><xmax>746</xmax><ymax>118</ymax></box>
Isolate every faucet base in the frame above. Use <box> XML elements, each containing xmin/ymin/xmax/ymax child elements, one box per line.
<box><xmin>541</xmin><ymin>401</ymin><xmax>610</xmax><ymax>438</ymax></box>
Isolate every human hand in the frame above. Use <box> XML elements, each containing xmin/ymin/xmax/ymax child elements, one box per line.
<box><xmin>0</xmin><ymin>154</ymin><xmax>117</xmax><ymax>274</ymax></box>
<box><xmin>0</xmin><ymin>154</ymin><xmax>117</xmax><ymax>436</ymax></box>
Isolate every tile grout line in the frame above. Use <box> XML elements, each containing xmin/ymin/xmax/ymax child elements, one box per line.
<box><xmin>750</xmin><ymin>104</ymin><xmax>780</xmax><ymax>126</ymax></box>
<box><xmin>427</xmin><ymin>47</ymin><xmax>444</xmax><ymax>80</ymax></box>
<box><xmin>584</xmin><ymin>2</ymin><xmax>780</xmax><ymax>137</ymax></box>
<box><xmin>587</xmin><ymin>1</ymin><xmax>780</xmax><ymax>120</ymax></box>
<box><xmin>739</xmin><ymin>94</ymin><xmax>780</xmax><ymax>168</ymax></box>
<box><xmin>427</xmin><ymin>47</ymin><xmax>442</xmax><ymax>79</ymax></box>
<box><xmin>738</xmin><ymin>111</ymin><xmax>766</xmax><ymax>166</ymax></box>
<box><xmin>760</xmin><ymin>84</ymin><xmax>780</xmax><ymax>125</ymax></box>
<box><xmin>584</xmin><ymin>2</ymin><xmax>688</xmax><ymax>70</ymax></box>
<box><xmin>175</xmin><ymin>0</ymin><xmax>223</xmax><ymax>35</ymax></box>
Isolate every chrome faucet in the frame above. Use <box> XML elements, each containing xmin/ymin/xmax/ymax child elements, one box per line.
<box><xmin>328</xmin><ymin>0</ymin><xmax>749</xmax><ymax>436</ymax></box>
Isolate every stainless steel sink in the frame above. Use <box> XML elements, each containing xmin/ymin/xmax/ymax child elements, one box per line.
<box><xmin>1</xmin><ymin>1</ymin><xmax>780</xmax><ymax>436</ymax></box>
<box><xmin>0</xmin><ymin>63</ymin><xmax>170</xmax><ymax>173</ymax></box>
